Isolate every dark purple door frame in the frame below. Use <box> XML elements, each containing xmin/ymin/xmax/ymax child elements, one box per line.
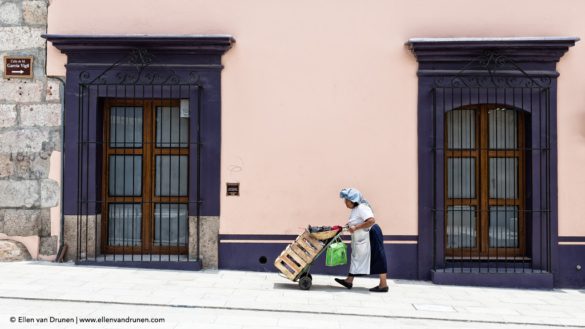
<box><xmin>42</xmin><ymin>35</ymin><xmax>234</xmax><ymax>218</ymax></box>
<box><xmin>406</xmin><ymin>37</ymin><xmax>578</xmax><ymax>282</ymax></box>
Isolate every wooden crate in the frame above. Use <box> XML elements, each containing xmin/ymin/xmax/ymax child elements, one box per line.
<box><xmin>296</xmin><ymin>231</ymin><xmax>324</xmax><ymax>254</ymax></box>
<box><xmin>274</xmin><ymin>231</ymin><xmax>325</xmax><ymax>280</ymax></box>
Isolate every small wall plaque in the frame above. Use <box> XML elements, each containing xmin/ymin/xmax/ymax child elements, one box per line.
<box><xmin>226</xmin><ymin>183</ymin><xmax>240</xmax><ymax>196</ymax></box>
<box><xmin>3</xmin><ymin>56</ymin><xmax>33</xmax><ymax>79</ymax></box>
<box><xmin>180</xmin><ymin>99</ymin><xmax>190</xmax><ymax>118</ymax></box>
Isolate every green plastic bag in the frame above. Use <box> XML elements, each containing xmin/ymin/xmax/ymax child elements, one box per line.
<box><xmin>325</xmin><ymin>238</ymin><xmax>347</xmax><ymax>267</ymax></box>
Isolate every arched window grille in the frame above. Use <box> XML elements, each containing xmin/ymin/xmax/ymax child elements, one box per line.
<box><xmin>430</xmin><ymin>53</ymin><xmax>552</xmax><ymax>273</ymax></box>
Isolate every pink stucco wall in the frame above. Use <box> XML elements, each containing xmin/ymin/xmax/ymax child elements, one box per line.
<box><xmin>46</xmin><ymin>0</ymin><xmax>585</xmax><ymax>237</ymax></box>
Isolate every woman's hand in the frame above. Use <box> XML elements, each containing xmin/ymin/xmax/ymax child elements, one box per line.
<box><xmin>348</xmin><ymin>225</ymin><xmax>357</xmax><ymax>234</ymax></box>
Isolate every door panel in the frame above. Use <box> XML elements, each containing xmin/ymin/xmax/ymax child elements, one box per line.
<box><xmin>109</xmin><ymin>106</ymin><xmax>143</xmax><ymax>148</ymax></box>
<box><xmin>108</xmin><ymin>203</ymin><xmax>142</xmax><ymax>246</ymax></box>
<box><xmin>102</xmin><ymin>99</ymin><xmax>189</xmax><ymax>254</ymax></box>
<box><xmin>447</xmin><ymin>158</ymin><xmax>476</xmax><ymax>199</ymax></box>
<box><xmin>153</xmin><ymin>203</ymin><xmax>189</xmax><ymax>246</ymax></box>
<box><xmin>446</xmin><ymin>205</ymin><xmax>477</xmax><ymax>249</ymax></box>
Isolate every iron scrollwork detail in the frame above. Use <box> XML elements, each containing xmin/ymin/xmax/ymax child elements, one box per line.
<box><xmin>78</xmin><ymin>48</ymin><xmax>201</xmax><ymax>86</ymax></box>
<box><xmin>128</xmin><ymin>48</ymin><xmax>154</xmax><ymax>68</ymax></box>
<box><xmin>433</xmin><ymin>51</ymin><xmax>552</xmax><ymax>89</ymax></box>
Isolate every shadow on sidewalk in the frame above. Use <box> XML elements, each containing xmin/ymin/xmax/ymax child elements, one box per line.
<box><xmin>273</xmin><ymin>283</ymin><xmax>370</xmax><ymax>294</ymax></box>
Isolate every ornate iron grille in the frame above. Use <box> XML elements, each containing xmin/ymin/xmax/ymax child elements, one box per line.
<box><xmin>431</xmin><ymin>52</ymin><xmax>552</xmax><ymax>274</ymax></box>
<box><xmin>75</xmin><ymin>49</ymin><xmax>203</xmax><ymax>266</ymax></box>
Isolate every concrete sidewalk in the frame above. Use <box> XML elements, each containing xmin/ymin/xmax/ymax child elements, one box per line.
<box><xmin>0</xmin><ymin>261</ymin><xmax>584</xmax><ymax>329</ymax></box>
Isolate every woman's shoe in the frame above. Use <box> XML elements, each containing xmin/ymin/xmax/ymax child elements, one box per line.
<box><xmin>369</xmin><ymin>286</ymin><xmax>389</xmax><ymax>293</ymax></box>
<box><xmin>334</xmin><ymin>278</ymin><xmax>353</xmax><ymax>289</ymax></box>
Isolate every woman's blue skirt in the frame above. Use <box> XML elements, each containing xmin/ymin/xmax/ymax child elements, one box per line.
<box><xmin>369</xmin><ymin>224</ymin><xmax>388</xmax><ymax>274</ymax></box>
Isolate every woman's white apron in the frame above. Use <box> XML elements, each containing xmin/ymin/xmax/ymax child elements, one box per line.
<box><xmin>349</xmin><ymin>228</ymin><xmax>371</xmax><ymax>275</ymax></box>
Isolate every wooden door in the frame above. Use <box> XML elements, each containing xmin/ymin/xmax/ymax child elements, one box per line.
<box><xmin>101</xmin><ymin>99</ymin><xmax>189</xmax><ymax>254</ymax></box>
<box><xmin>445</xmin><ymin>105</ymin><xmax>525</xmax><ymax>259</ymax></box>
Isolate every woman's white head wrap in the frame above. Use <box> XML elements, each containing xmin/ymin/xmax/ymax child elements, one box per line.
<box><xmin>339</xmin><ymin>188</ymin><xmax>371</xmax><ymax>208</ymax></box>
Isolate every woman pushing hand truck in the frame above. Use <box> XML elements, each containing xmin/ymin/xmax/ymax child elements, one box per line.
<box><xmin>335</xmin><ymin>188</ymin><xmax>389</xmax><ymax>292</ymax></box>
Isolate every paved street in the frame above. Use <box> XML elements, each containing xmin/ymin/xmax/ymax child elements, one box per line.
<box><xmin>0</xmin><ymin>261</ymin><xmax>584</xmax><ymax>329</ymax></box>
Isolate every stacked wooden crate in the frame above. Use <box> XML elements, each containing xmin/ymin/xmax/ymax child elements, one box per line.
<box><xmin>274</xmin><ymin>231</ymin><xmax>325</xmax><ymax>280</ymax></box>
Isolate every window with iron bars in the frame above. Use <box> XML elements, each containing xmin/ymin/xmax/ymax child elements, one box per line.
<box><xmin>102</xmin><ymin>99</ymin><xmax>190</xmax><ymax>255</ymax></box>
<box><xmin>445</xmin><ymin>105</ymin><xmax>526</xmax><ymax>260</ymax></box>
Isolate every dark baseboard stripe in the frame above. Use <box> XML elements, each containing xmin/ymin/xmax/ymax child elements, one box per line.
<box><xmin>558</xmin><ymin>236</ymin><xmax>585</xmax><ymax>243</ymax></box>
<box><xmin>219</xmin><ymin>234</ymin><xmax>418</xmax><ymax>242</ymax></box>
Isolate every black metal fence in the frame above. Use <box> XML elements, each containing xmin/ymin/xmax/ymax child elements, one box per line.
<box><xmin>430</xmin><ymin>54</ymin><xmax>552</xmax><ymax>274</ymax></box>
<box><xmin>74</xmin><ymin>50</ymin><xmax>202</xmax><ymax>266</ymax></box>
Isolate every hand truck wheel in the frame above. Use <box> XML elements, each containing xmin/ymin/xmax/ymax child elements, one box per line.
<box><xmin>299</xmin><ymin>273</ymin><xmax>312</xmax><ymax>290</ymax></box>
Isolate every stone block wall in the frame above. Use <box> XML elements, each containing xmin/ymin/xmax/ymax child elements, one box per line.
<box><xmin>0</xmin><ymin>0</ymin><xmax>61</xmax><ymax>259</ymax></box>
<box><xmin>189</xmin><ymin>216</ymin><xmax>220</xmax><ymax>269</ymax></box>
